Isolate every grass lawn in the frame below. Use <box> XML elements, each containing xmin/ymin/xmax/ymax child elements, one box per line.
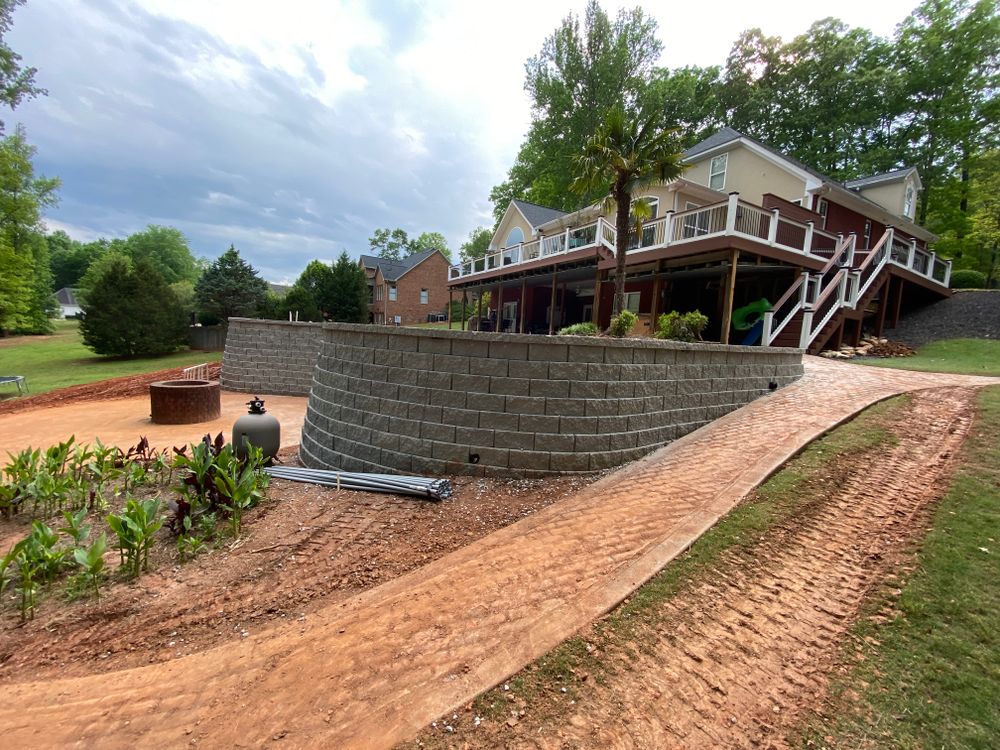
<box><xmin>803</xmin><ymin>385</ymin><xmax>1000</xmax><ymax>748</ymax></box>
<box><xmin>405</xmin><ymin>321</ymin><xmax>458</xmax><ymax>330</ymax></box>
<box><xmin>0</xmin><ymin>320</ymin><xmax>221</xmax><ymax>396</ymax></box>
<box><xmin>856</xmin><ymin>338</ymin><xmax>1000</xmax><ymax>376</ymax></box>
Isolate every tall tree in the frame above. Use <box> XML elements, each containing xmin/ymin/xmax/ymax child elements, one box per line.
<box><xmin>572</xmin><ymin>104</ymin><xmax>686</xmax><ymax>316</ymax></box>
<box><xmin>286</xmin><ymin>259</ymin><xmax>336</xmax><ymax>321</ymax></box>
<box><xmin>47</xmin><ymin>232</ymin><xmax>108</xmax><ymax>289</ymax></box>
<box><xmin>115</xmin><ymin>225</ymin><xmax>200</xmax><ymax>285</ymax></box>
<box><xmin>0</xmin><ymin>126</ymin><xmax>59</xmax><ymax>333</ymax></box>
<box><xmin>0</xmin><ymin>0</ymin><xmax>44</xmax><ymax>132</ymax></box>
<box><xmin>645</xmin><ymin>65</ymin><xmax>724</xmax><ymax>148</ymax></box>
<box><xmin>328</xmin><ymin>251</ymin><xmax>368</xmax><ymax>323</ymax></box>
<box><xmin>490</xmin><ymin>1</ymin><xmax>662</xmax><ymax>222</ymax></box>
<box><xmin>194</xmin><ymin>245</ymin><xmax>268</xmax><ymax>325</ymax></box>
<box><xmin>459</xmin><ymin>227</ymin><xmax>492</xmax><ymax>261</ymax></box>
<box><xmin>413</xmin><ymin>231</ymin><xmax>451</xmax><ymax>260</ymax></box>
<box><xmin>368</xmin><ymin>227</ymin><xmax>413</xmax><ymax>262</ymax></box>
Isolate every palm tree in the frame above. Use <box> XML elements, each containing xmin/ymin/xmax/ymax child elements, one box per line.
<box><xmin>572</xmin><ymin>105</ymin><xmax>687</xmax><ymax>317</ymax></box>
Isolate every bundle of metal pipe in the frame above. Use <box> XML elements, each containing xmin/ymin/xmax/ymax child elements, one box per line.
<box><xmin>264</xmin><ymin>466</ymin><xmax>453</xmax><ymax>501</ymax></box>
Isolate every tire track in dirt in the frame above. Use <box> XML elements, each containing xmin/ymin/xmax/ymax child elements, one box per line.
<box><xmin>517</xmin><ymin>387</ymin><xmax>975</xmax><ymax>749</ymax></box>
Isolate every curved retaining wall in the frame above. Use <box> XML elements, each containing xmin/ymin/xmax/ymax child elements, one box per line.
<box><xmin>300</xmin><ymin>324</ymin><xmax>804</xmax><ymax>478</ymax></box>
<box><xmin>221</xmin><ymin>319</ymin><xmax>324</xmax><ymax>396</ymax></box>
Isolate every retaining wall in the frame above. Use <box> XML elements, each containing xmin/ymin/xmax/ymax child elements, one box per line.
<box><xmin>300</xmin><ymin>323</ymin><xmax>804</xmax><ymax>478</ymax></box>
<box><xmin>221</xmin><ymin>318</ymin><xmax>324</xmax><ymax>396</ymax></box>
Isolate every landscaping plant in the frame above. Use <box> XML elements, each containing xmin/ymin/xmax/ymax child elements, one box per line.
<box><xmin>106</xmin><ymin>498</ymin><xmax>162</xmax><ymax>578</ymax></box>
<box><xmin>558</xmin><ymin>322</ymin><xmax>599</xmax><ymax>336</ymax></box>
<box><xmin>73</xmin><ymin>533</ymin><xmax>107</xmax><ymax>600</ymax></box>
<box><xmin>655</xmin><ymin>310</ymin><xmax>709</xmax><ymax>342</ymax></box>
<box><xmin>608</xmin><ymin>310</ymin><xmax>637</xmax><ymax>338</ymax></box>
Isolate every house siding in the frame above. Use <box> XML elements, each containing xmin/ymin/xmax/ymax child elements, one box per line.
<box><xmin>687</xmin><ymin>146</ymin><xmax>808</xmax><ymax>206</ymax></box>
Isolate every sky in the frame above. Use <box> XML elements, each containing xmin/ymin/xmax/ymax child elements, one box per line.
<box><xmin>10</xmin><ymin>0</ymin><xmax>921</xmax><ymax>283</ymax></box>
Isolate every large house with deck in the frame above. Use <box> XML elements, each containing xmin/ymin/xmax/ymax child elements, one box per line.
<box><xmin>447</xmin><ymin>127</ymin><xmax>950</xmax><ymax>354</ymax></box>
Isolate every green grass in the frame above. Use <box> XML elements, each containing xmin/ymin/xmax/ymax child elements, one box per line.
<box><xmin>404</xmin><ymin>396</ymin><xmax>909</xmax><ymax>747</ymax></box>
<box><xmin>801</xmin><ymin>385</ymin><xmax>1000</xmax><ymax>749</ymax></box>
<box><xmin>404</xmin><ymin>321</ymin><xmax>457</xmax><ymax>330</ymax></box>
<box><xmin>857</xmin><ymin>338</ymin><xmax>1000</xmax><ymax>376</ymax></box>
<box><xmin>0</xmin><ymin>320</ymin><xmax>220</xmax><ymax>396</ymax></box>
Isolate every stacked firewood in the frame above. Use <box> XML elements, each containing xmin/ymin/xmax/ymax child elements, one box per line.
<box><xmin>820</xmin><ymin>336</ymin><xmax>916</xmax><ymax>359</ymax></box>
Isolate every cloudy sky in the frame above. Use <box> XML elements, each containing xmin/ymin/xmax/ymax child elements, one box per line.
<box><xmin>11</xmin><ymin>0</ymin><xmax>919</xmax><ymax>282</ymax></box>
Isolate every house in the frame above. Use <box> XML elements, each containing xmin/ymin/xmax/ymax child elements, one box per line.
<box><xmin>359</xmin><ymin>249</ymin><xmax>451</xmax><ymax>326</ymax></box>
<box><xmin>55</xmin><ymin>287</ymin><xmax>82</xmax><ymax>318</ymax></box>
<box><xmin>446</xmin><ymin>127</ymin><xmax>950</xmax><ymax>353</ymax></box>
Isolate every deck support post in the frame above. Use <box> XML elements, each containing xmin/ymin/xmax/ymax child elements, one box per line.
<box><xmin>592</xmin><ymin>261</ymin><xmax>603</xmax><ymax>328</ymax></box>
<box><xmin>651</xmin><ymin>268</ymin><xmax>662</xmax><ymax>326</ymax></box>
<box><xmin>548</xmin><ymin>268</ymin><xmax>558</xmax><ymax>335</ymax></box>
<box><xmin>461</xmin><ymin>290</ymin><xmax>468</xmax><ymax>331</ymax></box>
<box><xmin>890</xmin><ymin>276</ymin><xmax>904</xmax><ymax>329</ymax></box>
<box><xmin>496</xmin><ymin>281</ymin><xmax>504</xmax><ymax>333</ymax></box>
<box><xmin>720</xmin><ymin>249</ymin><xmax>740</xmax><ymax>345</ymax></box>
<box><xmin>874</xmin><ymin>278</ymin><xmax>889</xmax><ymax>338</ymax></box>
<box><xmin>477</xmin><ymin>281</ymin><xmax>484</xmax><ymax>331</ymax></box>
<box><xmin>519</xmin><ymin>276</ymin><xmax>527</xmax><ymax>334</ymax></box>
<box><xmin>448</xmin><ymin>289</ymin><xmax>453</xmax><ymax>330</ymax></box>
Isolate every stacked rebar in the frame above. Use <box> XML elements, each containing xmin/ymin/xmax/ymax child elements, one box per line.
<box><xmin>264</xmin><ymin>465</ymin><xmax>453</xmax><ymax>501</ymax></box>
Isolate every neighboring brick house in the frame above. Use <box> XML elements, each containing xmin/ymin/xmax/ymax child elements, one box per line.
<box><xmin>359</xmin><ymin>249</ymin><xmax>450</xmax><ymax>325</ymax></box>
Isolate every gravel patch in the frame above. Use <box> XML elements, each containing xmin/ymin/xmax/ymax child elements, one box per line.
<box><xmin>892</xmin><ymin>290</ymin><xmax>1000</xmax><ymax>347</ymax></box>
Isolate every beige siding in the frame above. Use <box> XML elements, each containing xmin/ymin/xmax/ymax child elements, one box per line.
<box><xmin>858</xmin><ymin>179</ymin><xmax>916</xmax><ymax>219</ymax></box>
<box><xmin>491</xmin><ymin>205</ymin><xmax>535</xmax><ymax>250</ymax></box>
<box><xmin>687</xmin><ymin>146</ymin><xmax>807</xmax><ymax>206</ymax></box>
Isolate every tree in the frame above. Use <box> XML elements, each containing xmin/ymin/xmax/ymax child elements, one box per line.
<box><xmin>327</xmin><ymin>251</ymin><xmax>368</xmax><ymax>323</ymax></box>
<box><xmin>369</xmin><ymin>227</ymin><xmax>414</xmax><ymax>261</ymax></box>
<box><xmin>0</xmin><ymin>0</ymin><xmax>44</xmax><ymax>133</ymax></box>
<box><xmin>115</xmin><ymin>225</ymin><xmax>200</xmax><ymax>285</ymax></box>
<box><xmin>284</xmin><ymin>260</ymin><xmax>335</xmax><ymax>321</ymax></box>
<box><xmin>646</xmin><ymin>65</ymin><xmax>724</xmax><ymax>148</ymax></box>
<box><xmin>413</xmin><ymin>231</ymin><xmax>451</xmax><ymax>260</ymax></box>
<box><xmin>0</xmin><ymin>126</ymin><xmax>59</xmax><ymax>333</ymax></box>
<box><xmin>490</xmin><ymin>1</ymin><xmax>662</xmax><ymax>222</ymax></box>
<box><xmin>194</xmin><ymin>245</ymin><xmax>268</xmax><ymax>325</ymax></box>
<box><xmin>79</xmin><ymin>255</ymin><xmax>188</xmax><ymax>357</ymax></box>
<box><xmin>459</xmin><ymin>227</ymin><xmax>492</xmax><ymax>261</ymax></box>
<box><xmin>572</xmin><ymin>104</ymin><xmax>686</xmax><ymax>316</ymax></box>
<box><xmin>47</xmin><ymin>232</ymin><xmax>109</xmax><ymax>289</ymax></box>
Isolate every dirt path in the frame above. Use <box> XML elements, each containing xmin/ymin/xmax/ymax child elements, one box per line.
<box><xmin>0</xmin><ymin>360</ymin><xmax>995</xmax><ymax>749</ymax></box>
<box><xmin>490</xmin><ymin>387</ymin><xmax>975</xmax><ymax>749</ymax></box>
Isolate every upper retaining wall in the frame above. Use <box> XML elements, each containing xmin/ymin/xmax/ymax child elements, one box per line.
<box><xmin>300</xmin><ymin>323</ymin><xmax>804</xmax><ymax>478</ymax></box>
<box><xmin>222</xmin><ymin>318</ymin><xmax>324</xmax><ymax>396</ymax></box>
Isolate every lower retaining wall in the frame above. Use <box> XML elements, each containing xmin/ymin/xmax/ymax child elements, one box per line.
<box><xmin>221</xmin><ymin>318</ymin><xmax>324</xmax><ymax>396</ymax></box>
<box><xmin>300</xmin><ymin>323</ymin><xmax>804</xmax><ymax>478</ymax></box>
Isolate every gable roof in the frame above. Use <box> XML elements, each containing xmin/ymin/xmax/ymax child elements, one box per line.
<box><xmin>55</xmin><ymin>287</ymin><xmax>79</xmax><ymax>306</ymax></box>
<box><xmin>845</xmin><ymin>167</ymin><xmax>919</xmax><ymax>190</ymax></box>
<box><xmin>512</xmin><ymin>199</ymin><xmax>568</xmax><ymax>229</ymax></box>
<box><xmin>359</xmin><ymin>248</ymin><xmax>442</xmax><ymax>282</ymax></box>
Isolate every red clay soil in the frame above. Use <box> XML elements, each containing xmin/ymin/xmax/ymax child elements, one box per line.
<box><xmin>0</xmin><ymin>448</ymin><xmax>601</xmax><ymax>683</ymax></box>
<box><xmin>0</xmin><ymin>362</ymin><xmax>222</xmax><ymax>416</ymax></box>
<box><xmin>411</xmin><ymin>388</ymin><xmax>976</xmax><ymax>749</ymax></box>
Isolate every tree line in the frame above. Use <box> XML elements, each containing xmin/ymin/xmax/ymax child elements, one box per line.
<box><xmin>466</xmin><ymin>0</ymin><xmax>998</xmax><ymax>275</ymax></box>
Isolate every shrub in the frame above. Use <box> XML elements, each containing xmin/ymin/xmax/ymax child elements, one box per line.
<box><xmin>608</xmin><ymin>310</ymin><xmax>637</xmax><ymax>338</ymax></box>
<box><xmin>558</xmin><ymin>322</ymin><xmax>599</xmax><ymax>336</ymax></box>
<box><xmin>655</xmin><ymin>310</ymin><xmax>709</xmax><ymax>342</ymax></box>
<box><xmin>950</xmin><ymin>269</ymin><xmax>987</xmax><ymax>289</ymax></box>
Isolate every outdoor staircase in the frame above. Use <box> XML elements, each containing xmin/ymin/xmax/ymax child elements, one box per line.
<box><xmin>761</xmin><ymin>228</ymin><xmax>949</xmax><ymax>355</ymax></box>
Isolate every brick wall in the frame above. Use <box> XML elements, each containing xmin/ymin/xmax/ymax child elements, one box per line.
<box><xmin>221</xmin><ymin>318</ymin><xmax>325</xmax><ymax>396</ymax></box>
<box><xmin>301</xmin><ymin>324</ymin><xmax>804</xmax><ymax>478</ymax></box>
<box><xmin>376</xmin><ymin>252</ymin><xmax>451</xmax><ymax>325</ymax></box>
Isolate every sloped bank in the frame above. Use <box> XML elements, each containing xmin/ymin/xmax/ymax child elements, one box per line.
<box><xmin>296</xmin><ymin>323</ymin><xmax>803</xmax><ymax>478</ymax></box>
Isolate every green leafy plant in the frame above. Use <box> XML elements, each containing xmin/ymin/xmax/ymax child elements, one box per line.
<box><xmin>73</xmin><ymin>533</ymin><xmax>107</xmax><ymax>600</ymax></box>
<box><xmin>655</xmin><ymin>310</ymin><xmax>709</xmax><ymax>342</ymax></box>
<box><xmin>558</xmin><ymin>322</ymin><xmax>599</xmax><ymax>336</ymax></box>
<box><xmin>949</xmin><ymin>268</ymin><xmax>987</xmax><ymax>289</ymax></box>
<box><xmin>213</xmin><ymin>445</ymin><xmax>269</xmax><ymax>537</ymax></box>
<box><xmin>608</xmin><ymin>310</ymin><xmax>638</xmax><ymax>338</ymax></box>
<box><xmin>106</xmin><ymin>498</ymin><xmax>162</xmax><ymax>579</ymax></box>
<box><xmin>59</xmin><ymin>507</ymin><xmax>91</xmax><ymax>546</ymax></box>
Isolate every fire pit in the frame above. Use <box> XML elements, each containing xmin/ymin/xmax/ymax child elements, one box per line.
<box><xmin>149</xmin><ymin>380</ymin><xmax>221</xmax><ymax>424</ymax></box>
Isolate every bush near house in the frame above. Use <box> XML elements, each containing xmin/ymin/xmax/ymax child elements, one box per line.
<box><xmin>608</xmin><ymin>310</ymin><xmax>637</xmax><ymax>338</ymax></box>
<box><xmin>655</xmin><ymin>310</ymin><xmax>709</xmax><ymax>342</ymax></box>
<box><xmin>558</xmin><ymin>322</ymin><xmax>599</xmax><ymax>336</ymax></box>
<box><xmin>949</xmin><ymin>269</ymin><xmax>988</xmax><ymax>289</ymax></box>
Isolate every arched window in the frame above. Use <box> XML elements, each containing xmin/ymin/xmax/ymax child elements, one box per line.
<box><xmin>504</xmin><ymin>227</ymin><xmax>524</xmax><ymax>247</ymax></box>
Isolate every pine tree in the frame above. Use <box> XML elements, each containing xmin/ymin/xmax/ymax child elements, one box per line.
<box><xmin>328</xmin><ymin>251</ymin><xmax>368</xmax><ymax>323</ymax></box>
<box><xmin>194</xmin><ymin>245</ymin><xmax>268</xmax><ymax>325</ymax></box>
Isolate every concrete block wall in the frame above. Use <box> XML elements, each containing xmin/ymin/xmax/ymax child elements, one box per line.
<box><xmin>221</xmin><ymin>318</ymin><xmax>325</xmax><ymax>396</ymax></box>
<box><xmin>300</xmin><ymin>323</ymin><xmax>804</xmax><ymax>478</ymax></box>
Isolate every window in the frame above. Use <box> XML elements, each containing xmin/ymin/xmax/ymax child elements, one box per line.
<box><xmin>682</xmin><ymin>201</ymin><xmax>710</xmax><ymax>238</ymax></box>
<box><xmin>863</xmin><ymin>220</ymin><xmax>872</xmax><ymax>249</ymax></box>
<box><xmin>904</xmin><ymin>185</ymin><xmax>915</xmax><ymax>218</ymax></box>
<box><xmin>504</xmin><ymin>227</ymin><xmax>524</xmax><ymax>247</ymax></box>
<box><xmin>624</xmin><ymin>292</ymin><xmax>641</xmax><ymax>313</ymax></box>
<box><xmin>817</xmin><ymin>198</ymin><xmax>828</xmax><ymax>229</ymax></box>
<box><xmin>420</xmin><ymin>288</ymin><xmax>428</xmax><ymax>304</ymax></box>
<box><xmin>709</xmin><ymin>153</ymin><xmax>728</xmax><ymax>191</ymax></box>
<box><xmin>389</xmin><ymin>285</ymin><xmax>397</xmax><ymax>301</ymax></box>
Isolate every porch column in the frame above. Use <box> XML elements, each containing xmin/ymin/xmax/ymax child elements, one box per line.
<box><xmin>548</xmin><ymin>267</ymin><xmax>558</xmax><ymax>335</ymax></box>
<box><xmin>719</xmin><ymin>249</ymin><xmax>740</xmax><ymax>345</ymax></box>
<box><xmin>496</xmin><ymin>281</ymin><xmax>504</xmax><ymax>333</ymax></box>
<box><xmin>461</xmin><ymin>290</ymin><xmax>468</xmax><ymax>332</ymax></box>
<box><xmin>477</xmin><ymin>281</ymin><xmax>484</xmax><ymax>331</ymax></box>
<box><xmin>448</xmin><ymin>289</ymin><xmax>453</xmax><ymax>330</ymax></box>
<box><xmin>874</xmin><ymin>278</ymin><xmax>889</xmax><ymax>338</ymax></box>
<box><xmin>650</xmin><ymin>265</ymin><xmax>662</xmax><ymax>324</ymax></box>
<box><xmin>592</xmin><ymin>261</ymin><xmax>603</xmax><ymax>327</ymax></box>
<box><xmin>519</xmin><ymin>276</ymin><xmax>527</xmax><ymax>334</ymax></box>
<box><xmin>890</xmin><ymin>276</ymin><xmax>904</xmax><ymax>329</ymax></box>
